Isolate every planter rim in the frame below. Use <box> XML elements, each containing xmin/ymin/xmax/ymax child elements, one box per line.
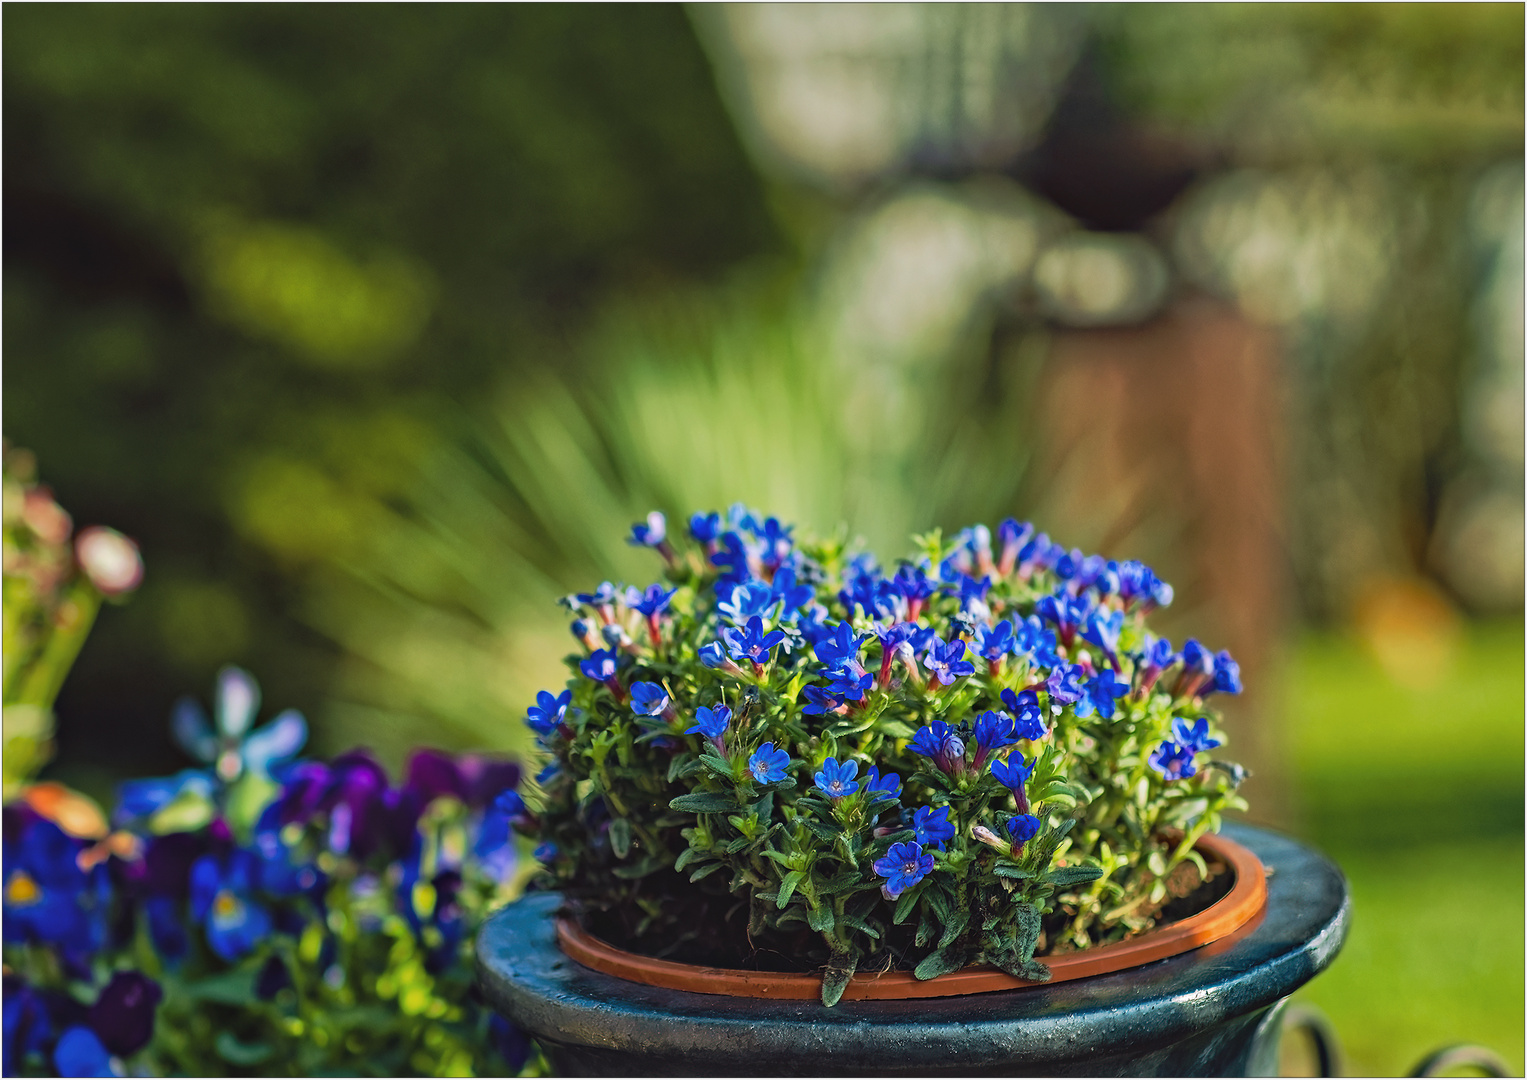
<box><xmin>554</xmin><ymin>830</ymin><xmax>1267</xmax><ymax>1000</ymax></box>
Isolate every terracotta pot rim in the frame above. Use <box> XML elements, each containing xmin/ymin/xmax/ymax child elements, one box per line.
<box><xmin>554</xmin><ymin>830</ymin><xmax>1269</xmax><ymax>1001</ymax></box>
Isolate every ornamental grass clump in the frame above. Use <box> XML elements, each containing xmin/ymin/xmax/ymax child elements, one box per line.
<box><xmin>521</xmin><ymin>507</ymin><xmax>1248</xmax><ymax>1006</ymax></box>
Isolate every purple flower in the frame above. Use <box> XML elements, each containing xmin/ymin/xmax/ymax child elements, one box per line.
<box><xmin>922</xmin><ymin>635</ymin><xmax>975</xmax><ymax>686</ymax></box>
<box><xmin>88</xmin><ymin>972</ymin><xmax>162</xmax><ymax>1057</ymax></box>
<box><xmin>873</xmin><ymin>841</ymin><xmax>934</xmax><ymax>900</ymax></box>
<box><xmin>628</xmin><ymin>511</ymin><xmax>667</xmax><ymax>547</ymax></box>
<box><xmin>912</xmin><ymin>805</ymin><xmax>955</xmax><ymax>851</ymax></box>
<box><xmin>525</xmin><ymin>690</ymin><xmax>572</xmax><ymax>736</ymax></box>
<box><xmin>908</xmin><ymin>721</ymin><xmax>966</xmax><ymax>773</ymax></box>
<box><xmin>997</xmin><ymin>518</ymin><xmax>1034</xmax><ymax>575</ymax></box>
<box><xmin>1172</xmin><ymin>717</ymin><xmax>1221</xmax><ymax>754</ymax></box>
<box><xmin>170</xmin><ymin>666</ymin><xmax>307</xmax><ymax>783</ymax></box>
<box><xmin>813</xmin><ymin>758</ymin><xmax>859</xmax><ymax>799</ymax></box>
<box><xmin>1005</xmin><ymin>814</ymin><xmax>1041</xmax><ymax>845</ymax></box>
<box><xmin>721</xmin><ymin>616</ymin><xmax>786</xmax><ymax>666</ymax></box>
<box><xmin>629</xmin><ymin>681</ymin><xmax>671</xmax><ymax>717</ymax></box>
<box><xmin>1046</xmin><ymin>663</ymin><xmax>1086</xmax><ymax>705</ymax></box>
<box><xmin>686</xmin><ymin>705</ymin><xmax>731</xmax><ymax>741</ymax></box>
<box><xmin>1075</xmin><ymin>669</ymin><xmax>1130</xmax><ymax>720</ymax></box>
<box><xmin>1150</xmin><ymin>741</ymin><xmax>1197</xmax><ymax>781</ymax></box>
<box><xmin>403</xmin><ymin>749</ymin><xmax>520</xmax><ymax>809</ymax></box>
<box><xmin>748</xmin><ymin>742</ymin><xmax>791</xmax><ymax>785</ymax></box>
<box><xmin>1001</xmin><ymin>688</ymin><xmax>1049</xmax><ymax>741</ymax></box>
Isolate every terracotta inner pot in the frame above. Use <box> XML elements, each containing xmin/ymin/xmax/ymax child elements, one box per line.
<box><xmin>554</xmin><ymin>831</ymin><xmax>1268</xmax><ymax>1001</ymax></box>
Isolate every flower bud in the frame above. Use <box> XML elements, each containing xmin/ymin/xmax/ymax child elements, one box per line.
<box><xmin>75</xmin><ymin>526</ymin><xmax>143</xmax><ymax>597</ymax></box>
<box><xmin>971</xmin><ymin>825</ymin><xmax>1009</xmax><ymax>852</ymax></box>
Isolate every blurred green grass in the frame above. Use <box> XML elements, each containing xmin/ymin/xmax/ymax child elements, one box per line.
<box><xmin>1282</xmin><ymin>620</ymin><xmax>1524</xmax><ymax>1076</ymax></box>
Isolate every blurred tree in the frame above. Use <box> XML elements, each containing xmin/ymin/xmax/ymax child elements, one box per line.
<box><xmin>3</xmin><ymin>4</ymin><xmax>780</xmax><ymax>782</ymax></box>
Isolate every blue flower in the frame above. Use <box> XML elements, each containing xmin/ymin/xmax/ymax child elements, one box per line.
<box><xmin>997</xmin><ymin>518</ymin><xmax>1034</xmax><ymax>574</ymax></box>
<box><xmin>53</xmin><ymin>1027</ymin><xmax>118</xmax><ymax>1078</ymax></box>
<box><xmin>813</xmin><ymin>758</ymin><xmax>859</xmax><ymax>799</ymax></box>
<box><xmin>525</xmin><ymin>690</ymin><xmax>572</xmax><ymax>736</ymax></box>
<box><xmin>1210</xmin><ymin>651</ymin><xmax>1243</xmax><ymax>696</ymax></box>
<box><xmin>748</xmin><ymin>743</ymin><xmax>790</xmax><ymax>785</ymax></box>
<box><xmin>721</xmin><ymin>616</ymin><xmax>786</xmax><ymax>666</ymax></box>
<box><xmin>974</xmin><ymin>620</ymin><xmax>1016</xmax><ymax>662</ymax></box>
<box><xmin>1000</xmin><ymin>689</ymin><xmax>1048</xmax><ymax>741</ymax></box>
<box><xmin>1075</xmin><ymin>669</ymin><xmax>1129</xmax><ymax>720</ymax></box>
<box><xmin>689</xmin><ymin>511</ymin><xmax>723</xmax><ymax>544</ymax></box>
<box><xmin>1150</xmin><ymin>741</ymin><xmax>1197</xmax><ymax>781</ymax></box>
<box><xmin>87</xmin><ymin>971</ymin><xmax>162</xmax><ymax>1057</ymax></box>
<box><xmin>579</xmin><ymin>648</ymin><xmax>619</xmax><ymax>682</ymax></box>
<box><xmin>698</xmin><ymin>641</ymin><xmax>729</xmax><ymax>669</ymax></box>
<box><xmin>1082</xmin><ymin>608</ymin><xmax>1125</xmax><ymax>657</ymax></box>
<box><xmin>189</xmin><ymin>851</ymin><xmax>273</xmax><ymax>962</ymax></box>
<box><xmin>575</xmin><ymin>582</ymin><xmax>620</xmax><ymax>608</ymax></box>
<box><xmin>908</xmin><ymin>721</ymin><xmax>965</xmax><ymax>773</ymax></box>
<box><xmin>1142</xmin><ymin>635</ymin><xmax>1177</xmax><ymax>671</ymax></box>
<box><xmin>3</xmin><ymin>818</ymin><xmax>109</xmax><ymax>965</ymax></box>
<box><xmin>626</xmin><ymin>583</ymin><xmax>677</xmax><ymax>617</ymax></box>
<box><xmin>114</xmin><ymin>768</ymin><xmax>216</xmax><ymax>829</ymax></box>
<box><xmin>801</xmin><ymin>685</ymin><xmax>846</xmax><ymax>715</ymax></box>
<box><xmin>686</xmin><ymin>705</ymin><xmax>731</xmax><ymax>740</ymax></box>
<box><xmin>990</xmin><ymin>752</ymin><xmax>1035</xmax><ymax>791</ymax></box>
<box><xmin>1005</xmin><ymin>814</ymin><xmax>1041</xmax><ymax>844</ymax></box>
<box><xmin>824</xmin><ymin>668</ymin><xmax>874</xmax><ymax>703</ymax></box>
<box><xmin>1045</xmin><ymin>663</ymin><xmax>1086</xmax><ymax>705</ymax></box>
<box><xmin>1172</xmin><ymin>717</ymin><xmax>1221</xmax><ymax>754</ymax></box>
<box><xmin>813</xmin><ymin>622</ymin><xmax>866</xmax><ymax>669</ymax></box>
<box><xmin>1180</xmin><ymin>639</ymin><xmax>1214</xmax><ymax>676</ymax></box>
<box><xmin>533</xmin><ymin>842</ymin><xmax>558</xmax><ymax>863</ymax></box>
<box><xmin>863</xmin><ymin>766</ymin><xmax>902</xmax><ymax>801</ymax></box>
<box><xmin>922</xmin><ymin>635</ymin><xmax>975</xmax><ymax>686</ymax></box>
<box><xmin>718</xmin><ymin>580</ymin><xmax>777</xmax><ymax>625</ymax></box>
<box><xmin>629</xmin><ymin>682</ymin><xmax>670</xmax><ymax>717</ymax></box>
<box><xmin>972</xmin><ymin>710</ymin><xmax>1018</xmax><ymax>754</ymax></box>
<box><xmin>1015</xmin><ymin>617</ymin><xmax>1062</xmax><ymax>669</ymax></box>
<box><xmin>768</xmin><ymin>566</ymin><xmax>815</xmax><ymax>615</ymax></box>
<box><xmin>170</xmin><ymin>666</ymin><xmax>308</xmax><ymax>783</ymax></box>
<box><xmin>912</xmin><ymin>805</ymin><xmax>955</xmax><ymax>851</ymax></box>
<box><xmin>873</xmin><ymin>841</ymin><xmax>934</xmax><ymax>900</ymax></box>
<box><xmin>628</xmin><ymin>511</ymin><xmax>667</xmax><ymax>548</ymax></box>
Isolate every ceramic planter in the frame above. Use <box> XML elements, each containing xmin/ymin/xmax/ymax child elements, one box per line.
<box><xmin>476</xmin><ymin>822</ymin><xmax>1349</xmax><ymax>1077</ymax></box>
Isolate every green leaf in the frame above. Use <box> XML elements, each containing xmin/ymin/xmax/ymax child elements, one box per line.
<box><xmin>913</xmin><ymin>945</ymin><xmax>967</xmax><ymax>981</ymax></box>
<box><xmin>182</xmin><ymin>969</ymin><xmax>257</xmax><ymax>1005</ymax></box>
<box><xmin>609</xmin><ymin>817</ymin><xmax>632</xmax><ymax>859</ymax></box>
<box><xmin>821</xmin><ymin>950</ymin><xmax>857</xmax><ymax>1008</ymax></box>
<box><xmin>725</xmin><ymin>835</ymin><xmax>753</xmax><ymax>854</ymax></box>
<box><xmin>837</xmin><ymin>914</ymin><xmax>881</xmax><ymax>940</ymax></box>
<box><xmin>937</xmin><ymin>911</ymin><xmax>969</xmax><ymax>949</ymax></box>
<box><xmin>802</xmin><ymin>818</ymin><xmax>841</xmax><ymax>844</ymax></box>
<box><xmin>215</xmin><ymin>1032</ymin><xmax>273</xmax><ymax>1066</ymax></box>
<box><xmin>1013</xmin><ymin>901</ymin><xmax>1042</xmax><ymax>959</ymax></box>
<box><xmin>816</xmin><ymin>869</ymin><xmax>862</xmax><ymax>895</ymax></box>
<box><xmin>807</xmin><ymin>904</ymin><xmax>834</xmax><ymax>933</ymax></box>
<box><xmin>992</xmin><ymin>865</ymin><xmax>1033</xmax><ymax>880</ymax></box>
<box><xmin>689</xmin><ymin>863</ymin><xmax>724</xmax><ymax>882</ymax></box>
<box><xmin>667</xmin><ymin>755</ymin><xmax>697</xmax><ymax>783</ymax></box>
<box><xmin>777</xmin><ymin>870</ymin><xmax>805</xmax><ymax>909</ymax></box>
<box><xmin>669</xmin><ymin>792</ymin><xmax>742</xmax><ymax>813</ymax></box>
<box><xmin>1046</xmin><ymin>865</ymin><xmax>1104</xmax><ymax>888</ymax></box>
<box><xmin>612</xmin><ymin>855</ymin><xmax>665</xmax><ymax>879</ymax></box>
<box><xmin>674</xmin><ymin>846</ymin><xmax>701</xmax><ymax>871</ymax></box>
<box><xmin>892</xmin><ymin>886</ymin><xmax>921</xmax><ymax>924</ymax></box>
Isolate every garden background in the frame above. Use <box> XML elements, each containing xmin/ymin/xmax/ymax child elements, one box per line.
<box><xmin>4</xmin><ymin>5</ymin><xmax>1522</xmax><ymax>1074</ymax></box>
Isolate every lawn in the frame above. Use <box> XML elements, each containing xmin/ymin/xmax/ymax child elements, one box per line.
<box><xmin>1280</xmin><ymin>620</ymin><xmax>1524</xmax><ymax>1076</ymax></box>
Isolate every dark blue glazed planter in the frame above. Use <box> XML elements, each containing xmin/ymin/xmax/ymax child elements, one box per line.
<box><xmin>477</xmin><ymin>822</ymin><xmax>1348</xmax><ymax>1077</ymax></box>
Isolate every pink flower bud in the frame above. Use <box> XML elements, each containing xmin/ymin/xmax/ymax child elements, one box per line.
<box><xmin>75</xmin><ymin>526</ymin><xmax>144</xmax><ymax>597</ymax></box>
<box><xmin>22</xmin><ymin>488</ymin><xmax>72</xmax><ymax>545</ymax></box>
<box><xmin>971</xmin><ymin>825</ymin><xmax>1010</xmax><ymax>852</ymax></box>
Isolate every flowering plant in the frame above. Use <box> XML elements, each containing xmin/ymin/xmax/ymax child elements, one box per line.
<box><xmin>521</xmin><ymin>507</ymin><xmax>1247</xmax><ymax>1006</ymax></box>
<box><xmin>3</xmin><ymin>666</ymin><xmax>533</xmax><ymax>1077</ymax></box>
